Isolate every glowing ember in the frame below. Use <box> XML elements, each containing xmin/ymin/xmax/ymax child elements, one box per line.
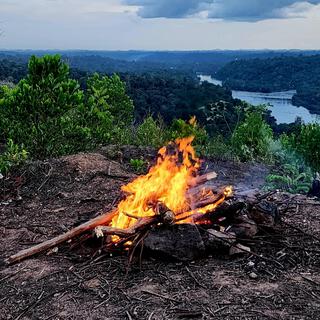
<box><xmin>109</xmin><ymin>136</ymin><xmax>232</xmax><ymax>235</ymax></box>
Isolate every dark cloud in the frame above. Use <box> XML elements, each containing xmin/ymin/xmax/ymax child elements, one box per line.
<box><xmin>123</xmin><ymin>0</ymin><xmax>206</xmax><ymax>18</ymax></box>
<box><xmin>123</xmin><ymin>0</ymin><xmax>320</xmax><ymax>20</ymax></box>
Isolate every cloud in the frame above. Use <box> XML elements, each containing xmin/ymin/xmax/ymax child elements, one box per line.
<box><xmin>123</xmin><ymin>0</ymin><xmax>204</xmax><ymax>18</ymax></box>
<box><xmin>123</xmin><ymin>0</ymin><xmax>320</xmax><ymax>21</ymax></box>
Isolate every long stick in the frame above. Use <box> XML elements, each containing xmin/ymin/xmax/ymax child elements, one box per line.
<box><xmin>96</xmin><ymin>216</ymin><xmax>158</xmax><ymax>238</ymax></box>
<box><xmin>2</xmin><ymin>210</ymin><xmax>117</xmax><ymax>266</ymax></box>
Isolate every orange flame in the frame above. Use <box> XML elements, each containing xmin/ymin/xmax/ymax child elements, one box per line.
<box><xmin>109</xmin><ymin>136</ymin><xmax>231</xmax><ymax>233</ymax></box>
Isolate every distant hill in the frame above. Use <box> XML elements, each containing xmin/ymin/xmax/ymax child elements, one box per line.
<box><xmin>216</xmin><ymin>55</ymin><xmax>320</xmax><ymax>114</ymax></box>
<box><xmin>1</xmin><ymin>49</ymin><xmax>320</xmax><ymax>75</ymax></box>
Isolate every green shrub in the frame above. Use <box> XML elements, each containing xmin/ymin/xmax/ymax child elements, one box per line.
<box><xmin>0</xmin><ymin>55</ymin><xmax>84</xmax><ymax>158</ymax></box>
<box><xmin>281</xmin><ymin>124</ymin><xmax>320</xmax><ymax>171</ymax></box>
<box><xmin>197</xmin><ymin>135</ymin><xmax>234</xmax><ymax>160</ymax></box>
<box><xmin>169</xmin><ymin>116</ymin><xmax>208</xmax><ymax>145</ymax></box>
<box><xmin>85</xmin><ymin>73</ymin><xmax>134</xmax><ymax>142</ymax></box>
<box><xmin>264</xmin><ymin>140</ymin><xmax>313</xmax><ymax>193</ymax></box>
<box><xmin>135</xmin><ymin>116</ymin><xmax>167</xmax><ymax>147</ymax></box>
<box><xmin>231</xmin><ymin>108</ymin><xmax>273</xmax><ymax>162</ymax></box>
<box><xmin>0</xmin><ymin>139</ymin><xmax>28</xmax><ymax>174</ymax></box>
<box><xmin>265</xmin><ymin>162</ymin><xmax>312</xmax><ymax>194</ymax></box>
<box><xmin>0</xmin><ymin>55</ymin><xmax>135</xmax><ymax>159</ymax></box>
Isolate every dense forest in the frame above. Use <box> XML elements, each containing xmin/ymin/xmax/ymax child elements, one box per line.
<box><xmin>1</xmin><ymin>49</ymin><xmax>319</xmax><ymax>74</ymax></box>
<box><xmin>122</xmin><ymin>73</ymin><xmax>238</xmax><ymax>128</ymax></box>
<box><xmin>216</xmin><ymin>55</ymin><xmax>320</xmax><ymax>114</ymax></box>
<box><xmin>0</xmin><ymin>56</ymin><xmax>243</xmax><ymax>135</ymax></box>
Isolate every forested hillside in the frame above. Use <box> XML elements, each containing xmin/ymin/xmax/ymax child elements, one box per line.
<box><xmin>0</xmin><ymin>56</ymin><xmax>242</xmax><ymax>135</ymax></box>
<box><xmin>122</xmin><ymin>73</ymin><xmax>236</xmax><ymax>127</ymax></box>
<box><xmin>216</xmin><ymin>55</ymin><xmax>320</xmax><ymax>114</ymax></box>
<box><xmin>1</xmin><ymin>49</ymin><xmax>319</xmax><ymax>75</ymax></box>
<box><xmin>0</xmin><ymin>59</ymin><xmax>27</xmax><ymax>82</ymax></box>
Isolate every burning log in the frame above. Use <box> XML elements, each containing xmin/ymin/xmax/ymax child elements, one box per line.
<box><xmin>175</xmin><ymin>187</ymin><xmax>232</xmax><ymax>223</ymax></box>
<box><xmin>95</xmin><ymin>216</ymin><xmax>158</xmax><ymax>238</ymax></box>
<box><xmin>189</xmin><ymin>171</ymin><xmax>217</xmax><ymax>186</ymax></box>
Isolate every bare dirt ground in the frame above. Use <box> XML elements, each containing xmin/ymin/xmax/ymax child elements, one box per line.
<box><xmin>0</xmin><ymin>148</ymin><xmax>319</xmax><ymax>320</ymax></box>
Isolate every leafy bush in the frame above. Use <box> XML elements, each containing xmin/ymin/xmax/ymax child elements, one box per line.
<box><xmin>197</xmin><ymin>135</ymin><xmax>234</xmax><ymax>160</ymax></box>
<box><xmin>265</xmin><ymin>161</ymin><xmax>312</xmax><ymax>194</ymax></box>
<box><xmin>86</xmin><ymin>73</ymin><xmax>134</xmax><ymax>129</ymax></box>
<box><xmin>231</xmin><ymin>108</ymin><xmax>273</xmax><ymax>162</ymax></box>
<box><xmin>0</xmin><ymin>139</ymin><xmax>28</xmax><ymax>174</ymax></box>
<box><xmin>281</xmin><ymin>124</ymin><xmax>320</xmax><ymax>171</ymax></box>
<box><xmin>135</xmin><ymin>116</ymin><xmax>167</xmax><ymax>147</ymax></box>
<box><xmin>0</xmin><ymin>55</ymin><xmax>84</xmax><ymax>157</ymax></box>
<box><xmin>0</xmin><ymin>55</ymin><xmax>135</xmax><ymax>159</ymax></box>
<box><xmin>169</xmin><ymin>116</ymin><xmax>208</xmax><ymax>145</ymax></box>
<box><xmin>264</xmin><ymin>140</ymin><xmax>313</xmax><ymax>193</ymax></box>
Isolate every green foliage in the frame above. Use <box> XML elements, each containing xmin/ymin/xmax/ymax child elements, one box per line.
<box><xmin>0</xmin><ymin>55</ymin><xmax>84</xmax><ymax>157</ymax></box>
<box><xmin>197</xmin><ymin>135</ymin><xmax>234</xmax><ymax>160</ymax></box>
<box><xmin>129</xmin><ymin>158</ymin><xmax>146</xmax><ymax>174</ymax></box>
<box><xmin>264</xmin><ymin>140</ymin><xmax>312</xmax><ymax>193</ymax></box>
<box><xmin>135</xmin><ymin>116</ymin><xmax>167</xmax><ymax>147</ymax></box>
<box><xmin>0</xmin><ymin>139</ymin><xmax>28</xmax><ymax>174</ymax></box>
<box><xmin>0</xmin><ymin>55</ymin><xmax>135</xmax><ymax>160</ymax></box>
<box><xmin>281</xmin><ymin>123</ymin><xmax>320</xmax><ymax>171</ymax></box>
<box><xmin>265</xmin><ymin>161</ymin><xmax>312</xmax><ymax>194</ymax></box>
<box><xmin>86</xmin><ymin>73</ymin><xmax>134</xmax><ymax>128</ymax></box>
<box><xmin>231</xmin><ymin>107</ymin><xmax>273</xmax><ymax>162</ymax></box>
<box><xmin>169</xmin><ymin>116</ymin><xmax>208</xmax><ymax>145</ymax></box>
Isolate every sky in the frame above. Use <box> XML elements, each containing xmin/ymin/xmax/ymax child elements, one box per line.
<box><xmin>0</xmin><ymin>0</ymin><xmax>320</xmax><ymax>50</ymax></box>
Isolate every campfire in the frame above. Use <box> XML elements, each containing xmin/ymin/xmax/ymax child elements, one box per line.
<box><xmin>3</xmin><ymin>137</ymin><xmax>279</xmax><ymax>265</ymax></box>
<box><xmin>109</xmin><ymin>136</ymin><xmax>231</xmax><ymax>234</ymax></box>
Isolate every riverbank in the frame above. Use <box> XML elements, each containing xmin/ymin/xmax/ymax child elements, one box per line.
<box><xmin>199</xmin><ymin>75</ymin><xmax>320</xmax><ymax>124</ymax></box>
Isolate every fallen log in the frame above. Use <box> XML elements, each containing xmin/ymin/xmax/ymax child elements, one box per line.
<box><xmin>2</xmin><ymin>210</ymin><xmax>117</xmax><ymax>266</ymax></box>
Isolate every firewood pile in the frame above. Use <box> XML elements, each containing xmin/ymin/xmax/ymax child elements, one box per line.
<box><xmin>1</xmin><ymin>137</ymin><xmax>281</xmax><ymax>266</ymax></box>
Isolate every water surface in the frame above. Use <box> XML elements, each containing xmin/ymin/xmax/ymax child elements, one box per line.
<box><xmin>199</xmin><ymin>74</ymin><xmax>320</xmax><ymax>124</ymax></box>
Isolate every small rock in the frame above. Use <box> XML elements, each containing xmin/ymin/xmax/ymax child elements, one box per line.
<box><xmin>83</xmin><ymin>278</ymin><xmax>101</xmax><ymax>290</ymax></box>
<box><xmin>249</xmin><ymin>272</ymin><xmax>258</xmax><ymax>280</ymax></box>
<box><xmin>247</xmin><ymin>261</ymin><xmax>255</xmax><ymax>268</ymax></box>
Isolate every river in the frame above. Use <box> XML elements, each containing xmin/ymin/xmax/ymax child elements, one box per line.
<box><xmin>198</xmin><ymin>74</ymin><xmax>320</xmax><ymax>124</ymax></box>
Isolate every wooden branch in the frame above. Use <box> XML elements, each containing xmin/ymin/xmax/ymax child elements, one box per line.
<box><xmin>3</xmin><ymin>210</ymin><xmax>117</xmax><ymax>266</ymax></box>
<box><xmin>194</xmin><ymin>192</ymin><xmax>225</xmax><ymax>209</ymax></box>
<box><xmin>175</xmin><ymin>190</ymin><xmax>227</xmax><ymax>222</ymax></box>
<box><xmin>95</xmin><ymin>216</ymin><xmax>158</xmax><ymax>238</ymax></box>
<box><xmin>189</xmin><ymin>171</ymin><xmax>217</xmax><ymax>187</ymax></box>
